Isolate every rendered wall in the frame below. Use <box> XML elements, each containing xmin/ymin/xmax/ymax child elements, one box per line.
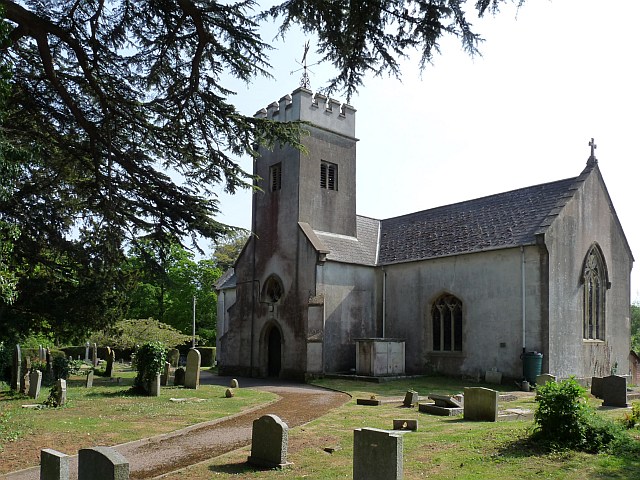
<box><xmin>544</xmin><ymin>166</ymin><xmax>632</xmax><ymax>379</ymax></box>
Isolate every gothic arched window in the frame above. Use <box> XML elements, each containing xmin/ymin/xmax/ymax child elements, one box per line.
<box><xmin>583</xmin><ymin>245</ymin><xmax>607</xmax><ymax>340</ymax></box>
<box><xmin>263</xmin><ymin>275</ymin><xmax>284</xmax><ymax>304</ymax></box>
<box><xmin>432</xmin><ymin>294</ymin><xmax>463</xmax><ymax>352</ymax></box>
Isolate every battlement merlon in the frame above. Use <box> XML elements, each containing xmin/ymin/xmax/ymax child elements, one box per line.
<box><xmin>253</xmin><ymin>87</ymin><xmax>356</xmax><ymax>139</ymax></box>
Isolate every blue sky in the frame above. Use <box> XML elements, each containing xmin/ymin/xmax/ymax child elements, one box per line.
<box><xmin>214</xmin><ymin>0</ymin><xmax>640</xmax><ymax>302</ymax></box>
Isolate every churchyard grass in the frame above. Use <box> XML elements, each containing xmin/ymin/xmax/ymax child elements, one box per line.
<box><xmin>0</xmin><ymin>363</ymin><xmax>277</xmax><ymax>474</ymax></box>
<box><xmin>160</xmin><ymin>376</ymin><xmax>640</xmax><ymax>480</ymax></box>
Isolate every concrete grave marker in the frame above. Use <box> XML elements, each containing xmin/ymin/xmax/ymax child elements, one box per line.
<box><xmin>78</xmin><ymin>446</ymin><xmax>129</xmax><ymax>480</ymax></box>
<box><xmin>29</xmin><ymin>369</ymin><xmax>43</xmax><ymax>399</ymax></box>
<box><xmin>601</xmin><ymin>375</ymin><xmax>628</xmax><ymax>407</ymax></box>
<box><xmin>41</xmin><ymin>448</ymin><xmax>70</xmax><ymax>480</ymax></box>
<box><xmin>536</xmin><ymin>373</ymin><xmax>557</xmax><ymax>386</ymax></box>
<box><xmin>248</xmin><ymin>414</ymin><xmax>291</xmax><ymax>468</ymax></box>
<box><xmin>403</xmin><ymin>390</ymin><xmax>418</xmax><ymax>407</ymax></box>
<box><xmin>174</xmin><ymin>367</ymin><xmax>185</xmax><ymax>386</ymax></box>
<box><xmin>464</xmin><ymin>387</ymin><xmax>498</xmax><ymax>421</ymax></box>
<box><xmin>353</xmin><ymin>427</ymin><xmax>403</xmax><ymax>480</ymax></box>
<box><xmin>184</xmin><ymin>348</ymin><xmax>201</xmax><ymax>389</ymax></box>
<box><xmin>11</xmin><ymin>344</ymin><xmax>21</xmax><ymax>391</ymax></box>
<box><xmin>86</xmin><ymin>370</ymin><xmax>94</xmax><ymax>388</ymax></box>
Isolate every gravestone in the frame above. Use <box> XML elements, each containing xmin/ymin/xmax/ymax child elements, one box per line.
<box><xmin>41</xmin><ymin>448</ymin><xmax>70</xmax><ymax>480</ymax></box>
<box><xmin>160</xmin><ymin>361</ymin><xmax>171</xmax><ymax>386</ymax></box>
<box><xmin>174</xmin><ymin>367</ymin><xmax>185</xmax><ymax>386</ymax></box>
<box><xmin>464</xmin><ymin>387</ymin><xmax>498</xmax><ymax>421</ymax></box>
<box><xmin>536</xmin><ymin>373</ymin><xmax>557</xmax><ymax>386</ymax></box>
<box><xmin>601</xmin><ymin>375</ymin><xmax>628</xmax><ymax>407</ymax></box>
<box><xmin>78</xmin><ymin>446</ymin><xmax>129</xmax><ymax>480</ymax></box>
<box><xmin>485</xmin><ymin>369</ymin><xmax>502</xmax><ymax>384</ymax></box>
<box><xmin>403</xmin><ymin>390</ymin><xmax>418</xmax><ymax>407</ymax></box>
<box><xmin>353</xmin><ymin>427</ymin><xmax>403</xmax><ymax>480</ymax></box>
<box><xmin>225</xmin><ymin>388</ymin><xmax>235</xmax><ymax>398</ymax></box>
<box><xmin>105</xmin><ymin>348</ymin><xmax>115</xmax><ymax>377</ymax></box>
<box><xmin>230</xmin><ymin>378</ymin><xmax>239</xmax><ymax>388</ymax></box>
<box><xmin>248</xmin><ymin>414</ymin><xmax>291</xmax><ymax>468</ymax></box>
<box><xmin>419</xmin><ymin>393</ymin><xmax>463</xmax><ymax>416</ymax></box>
<box><xmin>393</xmin><ymin>419</ymin><xmax>418</xmax><ymax>431</ymax></box>
<box><xmin>11</xmin><ymin>344</ymin><xmax>21</xmax><ymax>391</ymax></box>
<box><xmin>86</xmin><ymin>370</ymin><xmax>94</xmax><ymax>388</ymax></box>
<box><xmin>184</xmin><ymin>348</ymin><xmax>201</xmax><ymax>389</ymax></box>
<box><xmin>149</xmin><ymin>373</ymin><xmax>161</xmax><ymax>397</ymax></box>
<box><xmin>21</xmin><ymin>370</ymin><xmax>30</xmax><ymax>395</ymax></box>
<box><xmin>92</xmin><ymin>343</ymin><xmax>98</xmax><ymax>367</ymax></box>
<box><xmin>55</xmin><ymin>379</ymin><xmax>67</xmax><ymax>407</ymax></box>
<box><xmin>85</xmin><ymin>342</ymin><xmax>90</xmax><ymax>362</ymax></box>
<box><xmin>29</xmin><ymin>370</ymin><xmax>43</xmax><ymax>399</ymax></box>
<box><xmin>45</xmin><ymin>348</ymin><xmax>53</xmax><ymax>382</ymax></box>
<box><xmin>591</xmin><ymin>376</ymin><xmax>604</xmax><ymax>399</ymax></box>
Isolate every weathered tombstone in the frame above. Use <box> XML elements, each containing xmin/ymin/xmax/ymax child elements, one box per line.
<box><xmin>55</xmin><ymin>379</ymin><xmax>67</xmax><ymax>407</ymax></box>
<box><xmin>78</xmin><ymin>446</ymin><xmax>129</xmax><ymax>480</ymax></box>
<box><xmin>393</xmin><ymin>419</ymin><xmax>418</xmax><ymax>431</ymax></box>
<box><xmin>248</xmin><ymin>414</ymin><xmax>291</xmax><ymax>468</ymax></box>
<box><xmin>85</xmin><ymin>342</ymin><xmax>90</xmax><ymax>362</ymax></box>
<box><xmin>28</xmin><ymin>370</ymin><xmax>43</xmax><ymax>399</ymax></box>
<box><xmin>536</xmin><ymin>373</ymin><xmax>557</xmax><ymax>387</ymax></box>
<box><xmin>403</xmin><ymin>390</ymin><xmax>418</xmax><ymax>407</ymax></box>
<box><xmin>353</xmin><ymin>427</ymin><xmax>403</xmax><ymax>480</ymax></box>
<box><xmin>419</xmin><ymin>393</ymin><xmax>463</xmax><ymax>416</ymax></box>
<box><xmin>464</xmin><ymin>387</ymin><xmax>498</xmax><ymax>422</ymax></box>
<box><xmin>45</xmin><ymin>348</ymin><xmax>53</xmax><ymax>382</ymax></box>
<box><xmin>86</xmin><ymin>370</ymin><xmax>94</xmax><ymax>388</ymax></box>
<box><xmin>149</xmin><ymin>373</ymin><xmax>161</xmax><ymax>397</ymax></box>
<box><xmin>11</xmin><ymin>344</ymin><xmax>21</xmax><ymax>391</ymax></box>
<box><xmin>184</xmin><ymin>348</ymin><xmax>201</xmax><ymax>389</ymax></box>
<box><xmin>105</xmin><ymin>348</ymin><xmax>115</xmax><ymax>377</ymax></box>
<box><xmin>230</xmin><ymin>378</ymin><xmax>239</xmax><ymax>388</ymax></box>
<box><xmin>225</xmin><ymin>388</ymin><xmax>235</xmax><ymax>398</ymax></box>
<box><xmin>39</xmin><ymin>345</ymin><xmax>45</xmax><ymax>361</ymax></box>
<box><xmin>174</xmin><ymin>367</ymin><xmax>186</xmax><ymax>386</ymax></box>
<box><xmin>21</xmin><ymin>370</ymin><xmax>30</xmax><ymax>395</ymax></box>
<box><xmin>485</xmin><ymin>369</ymin><xmax>502</xmax><ymax>384</ymax></box>
<box><xmin>591</xmin><ymin>376</ymin><xmax>604</xmax><ymax>399</ymax></box>
<box><xmin>41</xmin><ymin>448</ymin><xmax>70</xmax><ymax>480</ymax></box>
<box><xmin>92</xmin><ymin>343</ymin><xmax>98</xmax><ymax>367</ymax></box>
<box><xmin>601</xmin><ymin>375</ymin><xmax>628</xmax><ymax>407</ymax></box>
<box><xmin>161</xmin><ymin>361</ymin><xmax>171</xmax><ymax>386</ymax></box>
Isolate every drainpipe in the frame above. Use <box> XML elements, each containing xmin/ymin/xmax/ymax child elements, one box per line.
<box><xmin>521</xmin><ymin>246</ymin><xmax>526</xmax><ymax>356</ymax></box>
<box><xmin>382</xmin><ymin>268</ymin><xmax>387</xmax><ymax>338</ymax></box>
<box><xmin>250</xmin><ymin>158</ymin><xmax>258</xmax><ymax>377</ymax></box>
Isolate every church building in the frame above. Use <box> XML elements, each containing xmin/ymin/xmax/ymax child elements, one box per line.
<box><xmin>215</xmin><ymin>88</ymin><xmax>633</xmax><ymax>382</ymax></box>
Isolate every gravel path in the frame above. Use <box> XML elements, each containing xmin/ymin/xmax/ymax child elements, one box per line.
<box><xmin>5</xmin><ymin>373</ymin><xmax>349</xmax><ymax>480</ymax></box>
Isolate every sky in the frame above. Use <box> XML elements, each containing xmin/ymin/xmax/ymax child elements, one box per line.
<box><xmin>213</xmin><ymin>0</ymin><xmax>640</xmax><ymax>302</ymax></box>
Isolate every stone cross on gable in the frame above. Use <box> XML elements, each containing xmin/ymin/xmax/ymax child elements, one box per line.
<box><xmin>587</xmin><ymin>137</ymin><xmax>598</xmax><ymax>165</ymax></box>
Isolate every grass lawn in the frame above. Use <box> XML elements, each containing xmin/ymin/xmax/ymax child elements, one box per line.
<box><xmin>0</xmin><ymin>364</ymin><xmax>277</xmax><ymax>474</ymax></box>
<box><xmin>2</xmin><ymin>371</ymin><xmax>640</xmax><ymax>479</ymax></box>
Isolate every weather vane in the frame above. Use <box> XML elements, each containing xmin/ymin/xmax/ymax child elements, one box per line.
<box><xmin>291</xmin><ymin>41</ymin><xmax>319</xmax><ymax>89</ymax></box>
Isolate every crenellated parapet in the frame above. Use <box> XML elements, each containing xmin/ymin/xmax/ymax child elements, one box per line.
<box><xmin>254</xmin><ymin>87</ymin><xmax>356</xmax><ymax>138</ymax></box>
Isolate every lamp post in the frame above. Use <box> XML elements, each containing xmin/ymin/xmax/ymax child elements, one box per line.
<box><xmin>192</xmin><ymin>295</ymin><xmax>196</xmax><ymax>348</ymax></box>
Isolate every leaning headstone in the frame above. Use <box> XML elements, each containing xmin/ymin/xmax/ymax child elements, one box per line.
<box><xmin>161</xmin><ymin>361</ymin><xmax>171</xmax><ymax>386</ymax></box>
<box><xmin>230</xmin><ymin>378</ymin><xmax>239</xmax><ymax>388</ymax></box>
<box><xmin>248</xmin><ymin>414</ymin><xmax>291</xmax><ymax>468</ymax></box>
<box><xmin>464</xmin><ymin>387</ymin><xmax>498</xmax><ymax>422</ymax></box>
<box><xmin>184</xmin><ymin>348</ymin><xmax>201</xmax><ymax>389</ymax></box>
<box><xmin>149</xmin><ymin>373</ymin><xmax>161</xmax><ymax>397</ymax></box>
<box><xmin>174</xmin><ymin>367</ymin><xmax>185</xmax><ymax>386</ymax></box>
<box><xmin>403</xmin><ymin>390</ymin><xmax>418</xmax><ymax>407</ymax></box>
<box><xmin>55</xmin><ymin>379</ymin><xmax>67</xmax><ymax>407</ymax></box>
<box><xmin>85</xmin><ymin>370</ymin><xmax>94</xmax><ymax>388</ymax></box>
<box><xmin>601</xmin><ymin>375</ymin><xmax>628</xmax><ymax>407</ymax></box>
<box><xmin>591</xmin><ymin>376</ymin><xmax>604</xmax><ymax>399</ymax></box>
<box><xmin>28</xmin><ymin>370</ymin><xmax>43</xmax><ymax>399</ymax></box>
<box><xmin>353</xmin><ymin>427</ymin><xmax>403</xmax><ymax>480</ymax></box>
<box><xmin>11</xmin><ymin>344</ymin><xmax>21</xmax><ymax>391</ymax></box>
<box><xmin>41</xmin><ymin>448</ymin><xmax>70</xmax><ymax>480</ymax></box>
<box><xmin>78</xmin><ymin>446</ymin><xmax>129</xmax><ymax>480</ymax></box>
<box><xmin>536</xmin><ymin>373</ymin><xmax>557</xmax><ymax>387</ymax></box>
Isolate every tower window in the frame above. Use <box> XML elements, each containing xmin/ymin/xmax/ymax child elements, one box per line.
<box><xmin>270</xmin><ymin>163</ymin><xmax>282</xmax><ymax>191</ymax></box>
<box><xmin>320</xmin><ymin>161</ymin><xmax>337</xmax><ymax>190</ymax></box>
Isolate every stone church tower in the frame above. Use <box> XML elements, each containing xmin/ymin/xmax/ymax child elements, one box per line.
<box><xmin>218</xmin><ymin>88</ymin><xmax>359</xmax><ymax>378</ymax></box>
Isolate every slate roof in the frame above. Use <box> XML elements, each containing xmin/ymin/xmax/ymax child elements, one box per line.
<box><xmin>315</xmin><ymin>215</ymin><xmax>380</xmax><ymax>265</ymax></box>
<box><xmin>378</xmin><ymin>176</ymin><xmax>579</xmax><ymax>265</ymax></box>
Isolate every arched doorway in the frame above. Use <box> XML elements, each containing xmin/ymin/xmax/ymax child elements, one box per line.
<box><xmin>267</xmin><ymin>327</ymin><xmax>282</xmax><ymax>377</ymax></box>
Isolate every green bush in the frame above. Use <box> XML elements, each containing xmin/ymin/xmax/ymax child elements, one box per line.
<box><xmin>133</xmin><ymin>341</ymin><xmax>166</xmax><ymax>392</ymax></box>
<box><xmin>196</xmin><ymin>347</ymin><xmax>216</xmax><ymax>367</ymax></box>
<box><xmin>533</xmin><ymin>377</ymin><xmax>628</xmax><ymax>452</ymax></box>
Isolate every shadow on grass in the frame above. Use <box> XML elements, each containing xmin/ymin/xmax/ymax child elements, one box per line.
<box><xmin>208</xmin><ymin>461</ymin><xmax>263</xmax><ymax>475</ymax></box>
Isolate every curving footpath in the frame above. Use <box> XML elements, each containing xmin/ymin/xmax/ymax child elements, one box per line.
<box><xmin>5</xmin><ymin>372</ymin><xmax>350</xmax><ymax>480</ymax></box>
